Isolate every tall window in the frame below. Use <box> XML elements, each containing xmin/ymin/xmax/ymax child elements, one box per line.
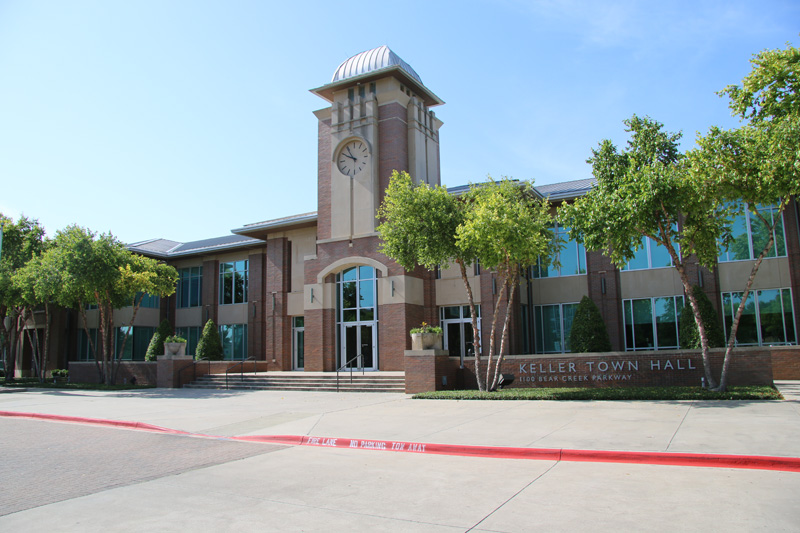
<box><xmin>219</xmin><ymin>324</ymin><xmax>248</xmax><ymax>360</ymax></box>
<box><xmin>175</xmin><ymin>326</ymin><xmax>202</xmax><ymax>356</ymax></box>
<box><xmin>440</xmin><ymin>305</ymin><xmax>480</xmax><ymax>359</ymax></box>
<box><xmin>533</xmin><ymin>224</ymin><xmax>586</xmax><ymax>278</ymax></box>
<box><xmin>621</xmin><ymin>237</ymin><xmax>674</xmax><ymax>271</ymax></box>
<box><xmin>77</xmin><ymin>328</ymin><xmax>98</xmax><ymax>361</ymax></box>
<box><xmin>534</xmin><ymin>303</ymin><xmax>578</xmax><ymax>353</ymax></box>
<box><xmin>623</xmin><ymin>296</ymin><xmax>683</xmax><ymax>350</ymax></box>
<box><xmin>177</xmin><ymin>267</ymin><xmax>202</xmax><ymax>308</ymax></box>
<box><xmin>721</xmin><ymin>288</ymin><xmax>796</xmax><ymax>346</ymax></box>
<box><xmin>719</xmin><ymin>203</ymin><xmax>787</xmax><ymax>262</ymax></box>
<box><xmin>337</xmin><ymin>266</ymin><xmax>376</xmax><ymax>324</ymax></box>
<box><xmin>219</xmin><ymin>260</ymin><xmax>248</xmax><ymax>305</ymax></box>
<box><xmin>115</xmin><ymin>326</ymin><xmax>155</xmax><ymax>360</ymax></box>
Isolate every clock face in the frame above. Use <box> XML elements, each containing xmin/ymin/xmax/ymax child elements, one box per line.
<box><xmin>337</xmin><ymin>140</ymin><xmax>370</xmax><ymax>177</ymax></box>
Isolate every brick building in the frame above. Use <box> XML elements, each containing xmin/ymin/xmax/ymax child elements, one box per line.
<box><xmin>65</xmin><ymin>46</ymin><xmax>799</xmax><ymax>378</ymax></box>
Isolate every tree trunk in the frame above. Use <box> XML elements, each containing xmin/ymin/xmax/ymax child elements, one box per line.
<box><xmin>457</xmin><ymin>259</ymin><xmax>483</xmax><ymax>391</ymax></box>
<box><xmin>490</xmin><ymin>268</ymin><xmax>518</xmax><ymax>391</ymax></box>
<box><xmin>658</xmin><ymin>221</ymin><xmax>717</xmax><ymax>389</ymax></box>
<box><xmin>485</xmin><ymin>265</ymin><xmax>510</xmax><ymax>391</ymax></box>
<box><xmin>715</xmin><ymin>205</ymin><xmax>780</xmax><ymax>392</ymax></box>
<box><xmin>113</xmin><ymin>295</ymin><xmax>143</xmax><ymax>384</ymax></box>
<box><xmin>78</xmin><ymin>302</ymin><xmax>103</xmax><ymax>382</ymax></box>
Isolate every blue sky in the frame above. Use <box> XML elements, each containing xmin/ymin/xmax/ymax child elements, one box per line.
<box><xmin>1</xmin><ymin>0</ymin><xmax>797</xmax><ymax>244</ymax></box>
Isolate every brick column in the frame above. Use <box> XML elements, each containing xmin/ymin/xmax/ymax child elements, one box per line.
<box><xmin>265</xmin><ymin>238</ymin><xmax>291</xmax><ymax>370</ymax></box>
<box><xmin>247</xmin><ymin>251</ymin><xmax>267</xmax><ymax>361</ymax></box>
<box><xmin>784</xmin><ymin>197</ymin><xmax>800</xmax><ymax>339</ymax></box>
<box><xmin>202</xmin><ymin>259</ymin><xmax>219</xmax><ymax>326</ymax></box>
<box><xmin>586</xmin><ymin>251</ymin><xmax>624</xmax><ymax>351</ymax></box>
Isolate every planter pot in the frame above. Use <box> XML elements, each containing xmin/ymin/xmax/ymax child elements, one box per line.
<box><xmin>164</xmin><ymin>342</ymin><xmax>187</xmax><ymax>357</ymax></box>
<box><xmin>410</xmin><ymin>332</ymin><xmax>443</xmax><ymax>351</ymax></box>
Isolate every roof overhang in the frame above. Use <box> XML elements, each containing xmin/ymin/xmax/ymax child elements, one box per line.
<box><xmin>310</xmin><ymin>65</ymin><xmax>444</xmax><ymax>107</ymax></box>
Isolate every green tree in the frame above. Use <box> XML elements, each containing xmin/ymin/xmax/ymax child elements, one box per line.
<box><xmin>678</xmin><ymin>286</ymin><xmax>725</xmax><ymax>350</ymax></box>
<box><xmin>689</xmin><ymin>40</ymin><xmax>800</xmax><ymax>390</ymax></box>
<box><xmin>569</xmin><ymin>296</ymin><xmax>612</xmax><ymax>353</ymax></box>
<box><xmin>47</xmin><ymin>226</ymin><xmax>178</xmax><ymax>384</ymax></box>
<box><xmin>0</xmin><ymin>215</ymin><xmax>47</xmax><ymax>379</ymax></box>
<box><xmin>13</xmin><ymin>239</ymin><xmax>61</xmax><ymax>381</ymax></box>
<box><xmin>145</xmin><ymin>319</ymin><xmax>174</xmax><ymax>361</ymax></box>
<box><xmin>195</xmin><ymin>319</ymin><xmax>223</xmax><ymax>361</ymax></box>
<box><xmin>377</xmin><ymin>171</ymin><xmax>557</xmax><ymax>391</ymax></box>
<box><xmin>560</xmin><ymin>115</ymin><xmax>730</xmax><ymax>388</ymax></box>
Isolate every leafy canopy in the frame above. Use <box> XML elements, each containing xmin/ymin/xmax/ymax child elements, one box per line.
<box><xmin>376</xmin><ymin>170</ymin><xmax>470</xmax><ymax>271</ymax></box>
<box><xmin>560</xmin><ymin>115</ymin><xmax>726</xmax><ymax>269</ymax></box>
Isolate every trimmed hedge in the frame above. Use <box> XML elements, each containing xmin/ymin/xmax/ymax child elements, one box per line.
<box><xmin>195</xmin><ymin>319</ymin><xmax>223</xmax><ymax>361</ymax></box>
<box><xmin>569</xmin><ymin>296</ymin><xmax>612</xmax><ymax>353</ymax></box>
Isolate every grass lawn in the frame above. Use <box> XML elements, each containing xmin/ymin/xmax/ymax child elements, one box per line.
<box><xmin>413</xmin><ymin>385</ymin><xmax>782</xmax><ymax>401</ymax></box>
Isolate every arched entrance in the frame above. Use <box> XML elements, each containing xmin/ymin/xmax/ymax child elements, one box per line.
<box><xmin>337</xmin><ymin>265</ymin><xmax>378</xmax><ymax>370</ymax></box>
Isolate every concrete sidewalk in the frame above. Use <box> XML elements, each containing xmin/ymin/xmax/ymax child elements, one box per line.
<box><xmin>2</xmin><ymin>381</ymin><xmax>800</xmax><ymax>457</ymax></box>
<box><xmin>2</xmin><ymin>383</ymin><xmax>800</xmax><ymax>531</ymax></box>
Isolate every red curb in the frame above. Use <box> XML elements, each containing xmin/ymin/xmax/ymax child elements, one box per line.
<box><xmin>4</xmin><ymin>410</ymin><xmax>800</xmax><ymax>473</ymax></box>
<box><xmin>0</xmin><ymin>410</ymin><xmax>190</xmax><ymax>436</ymax></box>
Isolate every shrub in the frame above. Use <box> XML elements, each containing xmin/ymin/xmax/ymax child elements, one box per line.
<box><xmin>195</xmin><ymin>319</ymin><xmax>223</xmax><ymax>361</ymax></box>
<box><xmin>569</xmin><ymin>296</ymin><xmax>612</xmax><ymax>353</ymax></box>
<box><xmin>679</xmin><ymin>285</ymin><xmax>725</xmax><ymax>349</ymax></box>
<box><xmin>145</xmin><ymin>319</ymin><xmax>173</xmax><ymax>361</ymax></box>
<box><xmin>164</xmin><ymin>335</ymin><xmax>187</xmax><ymax>344</ymax></box>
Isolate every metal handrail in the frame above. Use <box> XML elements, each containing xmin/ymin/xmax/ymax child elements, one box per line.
<box><xmin>225</xmin><ymin>357</ymin><xmax>257</xmax><ymax>390</ymax></box>
<box><xmin>177</xmin><ymin>357</ymin><xmax>210</xmax><ymax>388</ymax></box>
<box><xmin>336</xmin><ymin>354</ymin><xmax>366</xmax><ymax>392</ymax></box>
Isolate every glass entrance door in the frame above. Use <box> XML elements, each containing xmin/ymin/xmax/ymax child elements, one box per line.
<box><xmin>337</xmin><ymin>266</ymin><xmax>378</xmax><ymax>370</ymax></box>
<box><xmin>342</xmin><ymin>324</ymin><xmax>375</xmax><ymax>370</ymax></box>
<box><xmin>292</xmin><ymin>317</ymin><xmax>304</xmax><ymax>370</ymax></box>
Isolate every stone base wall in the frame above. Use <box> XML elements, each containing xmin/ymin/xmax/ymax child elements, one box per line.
<box><xmin>68</xmin><ymin>362</ymin><xmax>158</xmax><ymax>386</ymax></box>
<box><xmin>405</xmin><ymin>346</ymin><xmax>797</xmax><ymax>392</ymax></box>
<box><xmin>68</xmin><ymin>359</ymin><xmax>271</xmax><ymax>388</ymax></box>
<box><xmin>404</xmin><ymin>350</ymin><xmax>460</xmax><ymax>394</ymax></box>
<box><xmin>771</xmin><ymin>346</ymin><xmax>800</xmax><ymax>379</ymax></box>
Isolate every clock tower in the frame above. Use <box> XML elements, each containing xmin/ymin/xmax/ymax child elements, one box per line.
<box><xmin>310</xmin><ymin>45</ymin><xmax>444</xmax><ymax>241</ymax></box>
<box><xmin>303</xmin><ymin>46</ymin><xmax>445</xmax><ymax>372</ymax></box>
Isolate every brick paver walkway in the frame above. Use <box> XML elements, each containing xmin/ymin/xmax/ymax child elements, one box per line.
<box><xmin>0</xmin><ymin>418</ymin><xmax>284</xmax><ymax>516</ymax></box>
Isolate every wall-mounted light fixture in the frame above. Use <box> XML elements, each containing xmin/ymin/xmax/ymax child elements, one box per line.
<box><xmin>601</xmin><ymin>277</ymin><xmax>606</xmax><ymax>295</ymax></box>
<box><xmin>310</xmin><ymin>288</ymin><xmax>314</xmax><ymax>303</ymax></box>
<box><xmin>492</xmin><ymin>277</ymin><xmax>496</xmax><ymax>295</ymax></box>
<box><xmin>391</xmin><ymin>280</ymin><xmax>395</xmax><ymax>297</ymax></box>
<box><xmin>252</xmin><ymin>302</ymin><xmax>257</xmax><ymax>318</ymax></box>
<box><xmin>271</xmin><ymin>293</ymin><xmax>276</xmax><ymax>311</ymax></box>
<box><xmin>698</xmin><ymin>268</ymin><xmax>704</xmax><ymax>288</ymax></box>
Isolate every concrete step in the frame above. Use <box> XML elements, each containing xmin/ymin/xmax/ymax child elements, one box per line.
<box><xmin>183</xmin><ymin>372</ymin><xmax>405</xmax><ymax>393</ymax></box>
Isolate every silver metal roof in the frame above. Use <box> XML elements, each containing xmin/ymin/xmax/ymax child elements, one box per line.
<box><xmin>536</xmin><ymin>178</ymin><xmax>596</xmax><ymax>200</ymax></box>
<box><xmin>128</xmin><ymin>235</ymin><xmax>263</xmax><ymax>259</ymax></box>
<box><xmin>332</xmin><ymin>46</ymin><xmax>422</xmax><ymax>84</ymax></box>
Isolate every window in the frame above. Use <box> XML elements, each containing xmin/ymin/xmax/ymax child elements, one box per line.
<box><xmin>337</xmin><ymin>266</ymin><xmax>376</xmax><ymax>323</ymax></box>
<box><xmin>621</xmin><ymin>237</ymin><xmax>674</xmax><ymax>271</ymax></box>
<box><xmin>719</xmin><ymin>203</ymin><xmax>787</xmax><ymax>262</ymax></box>
<box><xmin>115</xmin><ymin>326</ymin><xmax>155</xmax><ymax>360</ymax></box>
<box><xmin>175</xmin><ymin>326</ymin><xmax>202</xmax><ymax>356</ymax></box>
<box><xmin>623</xmin><ymin>296</ymin><xmax>684</xmax><ymax>350</ymax></box>
<box><xmin>177</xmin><ymin>267</ymin><xmax>202</xmax><ymax>308</ymax></box>
<box><xmin>77</xmin><ymin>328</ymin><xmax>98</xmax><ymax>361</ymax></box>
<box><xmin>137</xmin><ymin>292</ymin><xmax>160</xmax><ymax>309</ymax></box>
<box><xmin>533</xmin><ymin>303</ymin><xmax>578</xmax><ymax>353</ymax></box>
<box><xmin>721</xmin><ymin>288</ymin><xmax>796</xmax><ymax>346</ymax></box>
<box><xmin>220</xmin><ymin>324</ymin><xmax>248</xmax><ymax>360</ymax></box>
<box><xmin>440</xmin><ymin>305</ymin><xmax>481</xmax><ymax>360</ymax></box>
<box><xmin>219</xmin><ymin>260</ymin><xmax>248</xmax><ymax>305</ymax></box>
<box><xmin>533</xmin><ymin>224</ymin><xmax>586</xmax><ymax>278</ymax></box>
